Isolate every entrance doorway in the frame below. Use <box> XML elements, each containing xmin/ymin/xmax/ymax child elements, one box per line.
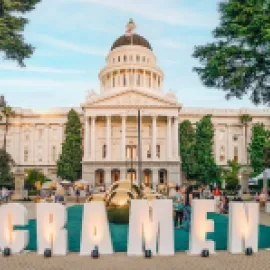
<box><xmin>127</xmin><ymin>169</ymin><xmax>136</xmax><ymax>181</ymax></box>
<box><xmin>111</xmin><ymin>169</ymin><xmax>120</xmax><ymax>183</ymax></box>
<box><xmin>143</xmin><ymin>169</ymin><xmax>152</xmax><ymax>187</ymax></box>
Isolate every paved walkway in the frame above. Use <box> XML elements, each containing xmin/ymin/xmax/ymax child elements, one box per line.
<box><xmin>1</xmin><ymin>251</ymin><xmax>270</xmax><ymax>270</ymax></box>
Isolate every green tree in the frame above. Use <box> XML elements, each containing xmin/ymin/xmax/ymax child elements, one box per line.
<box><xmin>194</xmin><ymin>115</ymin><xmax>220</xmax><ymax>184</ymax></box>
<box><xmin>193</xmin><ymin>0</ymin><xmax>270</xmax><ymax>106</ymax></box>
<box><xmin>57</xmin><ymin>109</ymin><xmax>82</xmax><ymax>181</ymax></box>
<box><xmin>223</xmin><ymin>160</ymin><xmax>241</xmax><ymax>191</ymax></box>
<box><xmin>263</xmin><ymin>144</ymin><xmax>270</xmax><ymax>168</ymax></box>
<box><xmin>239</xmin><ymin>114</ymin><xmax>252</xmax><ymax>165</ymax></box>
<box><xmin>179</xmin><ymin>120</ymin><xmax>196</xmax><ymax>180</ymax></box>
<box><xmin>25</xmin><ymin>168</ymin><xmax>46</xmax><ymax>189</ymax></box>
<box><xmin>249</xmin><ymin>123</ymin><xmax>268</xmax><ymax>174</ymax></box>
<box><xmin>0</xmin><ymin>148</ymin><xmax>14</xmax><ymax>187</ymax></box>
<box><xmin>0</xmin><ymin>0</ymin><xmax>41</xmax><ymax>66</ymax></box>
<box><xmin>0</xmin><ymin>96</ymin><xmax>15</xmax><ymax>150</ymax></box>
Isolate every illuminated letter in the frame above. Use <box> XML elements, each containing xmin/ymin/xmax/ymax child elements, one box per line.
<box><xmin>80</xmin><ymin>202</ymin><xmax>113</xmax><ymax>255</ymax></box>
<box><xmin>128</xmin><ymin>199</ymin><xmax>174</xmax><ymax>256</ymax></box>
<box><xmin>228</xmin><ymin>202</ymin><xmax>259</xmax><ymax>254</ymax></box>
<box><xmin>37</xmin><ymin>203</ymin><xmax>67</xmax><ymax>255</ymax></box>
<box><xmin>189</xmin><ymin>199</ymin><xmax>215</xmax><ymax>255</ymax></box>
<box><xmin>0</xmin><ymin>203</ymin><xmax>28</xmax><ymax>253</ymax></box>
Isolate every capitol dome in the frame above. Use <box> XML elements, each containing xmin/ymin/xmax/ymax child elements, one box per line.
<box><xmin>111</xmin><ymin>34</ymin><xmax>152</xmax><ymax>51</ymax></box>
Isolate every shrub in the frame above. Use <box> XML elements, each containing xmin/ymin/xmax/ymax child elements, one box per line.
<box><xmin>107</xmin><ymin>207</ymin><xmax>130</xmax><ymax>224</ymax></box>
<box><xmin>28</xmin><ymin>190</ymin><xmax>38</xmax><ymax>196</ymax></box>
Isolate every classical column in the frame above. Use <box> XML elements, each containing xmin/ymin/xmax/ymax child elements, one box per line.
<box><xmin>121</xmin><ymin>115</ymin><xmax>126</xmax><ymax>161</ymax></box>
<box><xmin>152</xmin><ymin>115</ymin><xmax>157</xmax><ymax>161</ymax></box>
<box><xmin>32</xmin><ymin>124</ymin><xmax>35</xmax><ymax>165</ymax></box>
<box><xmin>110</xmin><ymin>72</ymin><xmax>113</xmax><ymax>88</ymax></box>
<box><xmin>167</xmin><ymin>116</ymin><xmax>172</xmax><ymax>160</ymax></box>
<box><xmin>105</xmin><ymin>168</ymin><xmax>111</xmax><ymax>189</ymax></box>
<box><xmin>152</xmin><ymin>168</ymin><xmax>159</xmax><ymax>191</ymax></box>
<box><xmin>84</xmin><ymin>117</ymin><xmax>90</xmax><ymax>160</ymax></box>
<box><xmin>173</xmin><ymin>117</ymin><xmax>179</xmax><ymax>159</ymax></box>
<box><xmin>91</xmin><ymin>116</ymin><xmax>96</xmax><ymax>160</ymax></box>
<box><xmin>106</xmin><ymin>115</ymin><xmax>111</xmax><ymax>160</ymax></box>
<box><xmin>143</xmin><ymin>70</ymin><xmax>146</xmax><ymax>88</ymax></box>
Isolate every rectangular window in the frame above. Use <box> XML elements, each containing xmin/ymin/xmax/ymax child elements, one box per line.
<box><xmin>147</xmin><ymin>145</ymin><xmax>151</xmax><ymax>159</ymax></box>
<box><xmin>156</xmin><ymin>145</ymin><xmax>160</xmax><ymax>158</ymax></box>
<box><xmin>102</xmin><ymin>145</ymin><xmax>107</xmax><ymax>159</ymax></box>
<box><xmin>142</xmin><ymin>56</ymin><xmax>146</xmax><ymax>62</ymax></box>
<box><xmin>234</xmin><ymin>146</ymin><xmax>238</xmax><ymax>161</ymax></box>
<box><xmin>136</xmin><ymin>55</ymin><xmax>140</xmax><ymax>62</ymax></box>
<box><xmin>24</xmin><ymin>147</ymin><xmax>29</xmax><ymax>162</ymax></box>
<box><xmin>52</xmin><ymin>146</ymin><xmax>57</xmax><ymax>162</ymax></box>
<box><xmin>38</xmin><ymin>129</ymin><xmax>43</xmax><ymax>140</ymax></box>
<box><xmin>137</xmin><ymin>74</ymin><xmax>140</xmax><ymax>86</ymax></box>
<box><xmin>118</xmin><ymin>56</ymin><xmax>121</xmax><ymax>62</ymax></box>
<box><xmin>129</xmin><ymin>55</ymin><xmax>133</xmax><ymax>61</ymax></box>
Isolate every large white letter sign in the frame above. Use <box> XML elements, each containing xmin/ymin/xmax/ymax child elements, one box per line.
<box><xmin>37</xmin><ymin>203</ymin><xmax>67</xmax><ymax>255</ymax></box>
<box><xmin>128</xmin><ymin>199</ymin><xmax>174</xmax><ymax>256</ymax></box>
<box><xmin>0</xmin><ymin>203</ymin><xmax>28</xmax><ymax>253</ymax></box>
<box><xmin>228</xmin><ymin>202</ymin><xmax>259</xmax><ymax>254</ymax></box>
<box><xmin>189</xmin><ymin>199</ymin><xmax>215</xmax><ymax>255</ymax></box>
<box><xmin>80</xmin><ymin>202</ymin><xmax>113</xmax><ymax>255</ymax></box>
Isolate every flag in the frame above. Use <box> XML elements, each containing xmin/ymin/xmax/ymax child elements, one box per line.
<box><xmin>125</xmin><ymin>28</ymin><xmax>133</xmax><ymax>37</ymax></box>
<box><xmin>125</xmin><ymin>18</ymin><xmax>136</xmax><ymax>37</ymax></box>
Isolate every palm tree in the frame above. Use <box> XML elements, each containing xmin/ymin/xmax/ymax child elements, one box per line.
<box><xmin>240</xmin><ymin>114</ymin><xmax>252</xmax><ymax>166</ymax></box>
<box><xmin>0</xmin><ymin>96</ymin><xmax>15</xmax><ymax>150</ymax></box>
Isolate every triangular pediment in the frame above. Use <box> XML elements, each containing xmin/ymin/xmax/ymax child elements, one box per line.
<box><xmin>84</xmin><ymin>89</ymin><xmax>179</xmax><ymax>108</ymax></box>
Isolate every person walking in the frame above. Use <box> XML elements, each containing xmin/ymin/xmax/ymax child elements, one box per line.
<box><xmin>173</xmin><ymin>186</ymin><xmax>184</xmax><ymax>228</ymax></box>
<box><xmin>75</xmin><ymin>188</ymin><xmax>80</xmax><ymax>203</ymax></box>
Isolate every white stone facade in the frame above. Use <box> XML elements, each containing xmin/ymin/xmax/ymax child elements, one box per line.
<box><xmin>1</xmin><ymin>23</ymin><xmax>270</xmax><ymax>186</ymax></box>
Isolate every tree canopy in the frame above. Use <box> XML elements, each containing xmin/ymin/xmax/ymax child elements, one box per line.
<box><xmin>25</xmin><ymin>168</ymin><xmax>47</xmax><ymax>189</ymax></box>
<box><xmin>0</xmin><ymin>148</ymin><xmax>14</xmax><ymax>187</ymax></box>
<box><xmin>249</xmin><ymin>123</ymin><xmax>269</xmax><ymax>175</ymax></box>
<box><xmin>193</xmin><ymin>0</ymin><xmax>270</xmax><ymax>106</ymax></box>
<box><xmin>0</xmin><ymin>0</ymin><xmax>41</xmax><ymax>66</ymax></box>
<box><xmin>179</xmin><ymin>120</ymin><xmax>197</xmax><ymax>180</ymax></box>
<box><xmin>194</xmin><ymin>115</ymin><xmax>220</xmax><ymax>184</ymax></box>
<box><xmin>57</xmin><ymin>109</ymin><xmax>82</xmax><ymax>181</ymax></box>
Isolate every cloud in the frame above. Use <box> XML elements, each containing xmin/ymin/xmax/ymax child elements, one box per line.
<box><xmin>36</xmin><ymin>34</ymin><xmax>107</xmax><ymax>56</ymax></box>
<box><xmin>73</xmin><ymin>0</ymin><xmax>218</xmax><ymax>28</ymax></box>
<box><xmin>0</xmin><ymin>63</ymin><xmax>86</xmax><ymax>74</ymax></box>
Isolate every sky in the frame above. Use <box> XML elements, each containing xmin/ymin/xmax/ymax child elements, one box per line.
<box><xmin>0</xmin><ymin>0</ymin><xmax>266</xmax><ymax>110</ymax></box>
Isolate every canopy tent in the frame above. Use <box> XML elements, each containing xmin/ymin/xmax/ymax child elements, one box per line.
<box><xmin>249</xmin><ymin>169</ymin><xmax>270</xmax><ymax>192</ymax></box>
<box><xmin>60</xmin><ymin>180</ymin><xmax>71</xmax><ymax>185</ymax></box>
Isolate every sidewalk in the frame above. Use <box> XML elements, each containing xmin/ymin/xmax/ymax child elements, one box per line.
<box><xmin>1</xmin><ymin>251</ymin><xmax>270</xmax><ymax>270</ymax></box>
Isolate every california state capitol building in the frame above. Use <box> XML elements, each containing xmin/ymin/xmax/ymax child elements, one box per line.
<box><xmin>1</xmin><ymin>20</ymin><xmax>270</xmax><ymax>189</ymax></box>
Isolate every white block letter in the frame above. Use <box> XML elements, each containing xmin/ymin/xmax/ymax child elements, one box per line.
<box><xmin>80</xmin><ymin>202</ymin><xmax>113</xmax><ymax>255</ymax></box>
<box><xmin>37</xmin><ymin>203</ymin><xmax>67</xmax><ymax>255</ymax></box>
<box><xmin>128</xmin><ymin>199</ymin><xmax>174</xmax><ymax>256</ymax></box>
<box><xmin>0</xmin><ymin>203</ymin><xmax>28</xmax><ymax>253</ymax></box>
<box><xmin>189</xmin><ymin>199</ymin><xmax>215</xmax><ymax>255</ymax></box>
<box><xmin>228</xmin><ymin>202</ymin><xmax>259</xmax><ymax>254</ymax></box>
